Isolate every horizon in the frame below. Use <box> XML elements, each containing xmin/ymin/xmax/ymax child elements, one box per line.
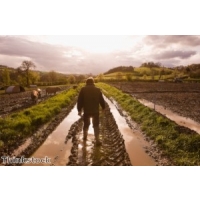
<box><xmin>1</xmin><ymin>35</ymin><xmax>200</xmax><ymax>75</ymax></box>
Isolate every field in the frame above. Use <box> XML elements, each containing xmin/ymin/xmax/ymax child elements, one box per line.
<box><xmin>110</xmin><ymin>82</ymin><xmax>200</xmax><ymax>123</ymax></box>
<box><xmin>0</xmin><ymin>82</ymin><xmax>200</xmax><ymax>166</ymax></box>
<box><xmin>0</xmin><ymin>85</ymin><xmax>70</xmax><ymax>117</ymax></box>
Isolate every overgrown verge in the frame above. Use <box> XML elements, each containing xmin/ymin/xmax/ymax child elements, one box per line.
<box><xmin>97</xmin><ymin>83</ymin><xmax>200</xmax><ymax>166</ymax></box>
<box><xmin>0</xmin><ymin>87</ymin><xmax>80</xmax><ymax>156</ymax></box>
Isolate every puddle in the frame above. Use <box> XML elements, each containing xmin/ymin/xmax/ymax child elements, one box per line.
<box><xmin>138</xmin><ymin>98</ymin><xmax>200</xmax><ymax>134</ymax></box>
<box><xmin>23</xmin><ymin>106</ymin><xmax>80</xmax><ymax>166</ymax></box>
<box><xmin>24</xmin><ymin>98</ymin><xmax>157</xmax><ymax>166</ymax></box>
<box><xmin>105</xmin><ymin>97</ymin><xmax>156</xmax><ymax>166</ymax></box>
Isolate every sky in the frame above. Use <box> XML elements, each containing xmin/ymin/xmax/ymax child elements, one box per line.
<box><xmin>1</xmin><ymin>35</ymin><xmax>200</xmax><ymax>75</ymax></box>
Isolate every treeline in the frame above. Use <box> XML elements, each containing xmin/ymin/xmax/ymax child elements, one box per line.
<box><xmin>104</xmin><ymin>63</ymin><xmax>162</xmax><ymax>75</ymax></box>
<box><xmin>0</xmin><ymin>61</ymin><xmax>86</xmax><ymax>87</ymax></box>
<box><xmin>173</xmin><ymin>64</ymin><xmax>200</xmax><ymax>79</ymax></box>
<box><xmin>103</xmin><ymin>62</ymin><xmax>200</xmax><ymax>79</ymax></box>
<box><xmin>104</xmin><ymin>66</ymin><xmax>134</xmax><ymax>75</ymax></box>
<box><xmin>140</xmin><ymin>62</ymin><xmax>162</xmax><ymax>68</ymax></box>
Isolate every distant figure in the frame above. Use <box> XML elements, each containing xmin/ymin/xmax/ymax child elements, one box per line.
<box><xmin>46</xmin><ymin>86</ymin><xmax>61</xmax><ymax>95</ymax></box>
<box><xmin>77</xmin><ymin>77</ymin><xmax>105</xmax><ymax>146</ymax></box>
<box><xmin>31</xmin><ymin>88</ymin><xmax>41</xmax><ymax>104</ymax></box>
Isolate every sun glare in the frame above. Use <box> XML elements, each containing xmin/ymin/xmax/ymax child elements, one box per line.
<box><xmin>43</xmin><ymin>35</ymin><xmax>142</xmax><ymax>54</ymax></box>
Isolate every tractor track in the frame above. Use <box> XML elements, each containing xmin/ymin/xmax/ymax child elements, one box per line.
<box><xmin>66</xmin><ymin>103</ymin><xmax>132</xmax><ymax>166</ymax></box>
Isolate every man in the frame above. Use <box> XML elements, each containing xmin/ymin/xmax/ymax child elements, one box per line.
<box><xmin>77</xmin><ymin>77</ymin><xmax>105</xmax><ymax>146</ymax></box>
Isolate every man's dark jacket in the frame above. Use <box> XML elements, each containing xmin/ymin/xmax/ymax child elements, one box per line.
<box><xmin>77</xmin><ymin>84</ymin><xmax>105</xmax><ymax>114</ymax></box>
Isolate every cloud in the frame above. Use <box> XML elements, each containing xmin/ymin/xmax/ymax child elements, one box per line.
<box><xmin>153</xmin><ymin>50</ymin><xmax>196</xmax><ymax>59</ymax></box>
<box><xmin>144</xmin><ymin>35</ymin><xmax>200</xmax><ymax>47</ymax></box>
<box><xmin>1</xmin><ymin>35</ymin><xmax>200</xmax><ymax>74</ymax></box>
<box><xmin>0</xmin><ymin>36</ymin><xmax>145</xmax><ymax>74</ymax></box>
<box><xmin>0</xmin><ymin>36</ymin><xmax>90</xmax><ymax>73</ymax></box>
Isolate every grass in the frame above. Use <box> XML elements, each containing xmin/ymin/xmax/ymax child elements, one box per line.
<box><xmin>97</xmin><ymin>82</ymin><xmax>200</xmax><ymax>166</ymax></box>
<box><xmin>102</xmin><ymin>67</ymin><xmax>200</xmax><ymax>82</ymax></box>
<box><xmin>0</xmin><ymin>87</ymin><xmax>80</xmax><ymax>149</ymax></box>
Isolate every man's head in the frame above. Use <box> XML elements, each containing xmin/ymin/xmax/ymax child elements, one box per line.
<box><xmin>86</xmin><ymin>77</ymin><xmax>94</xmax><ymax>85</ymax></box>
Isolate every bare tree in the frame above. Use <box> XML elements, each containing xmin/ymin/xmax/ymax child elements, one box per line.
<box><xmin>17</xmin><ymin>60</ymin><xmax>36</xmax><ymax>86</ymax></box>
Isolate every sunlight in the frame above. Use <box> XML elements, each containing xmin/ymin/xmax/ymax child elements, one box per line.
<box><xmin>43</xmin><ymin>35</ymin><xmax>143</xmax><ymax>53</ymax></box>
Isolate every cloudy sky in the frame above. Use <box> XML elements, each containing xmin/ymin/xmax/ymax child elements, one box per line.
<box><xmin>0</xmin><ymin>35</ymin><xmax>200</xmax><ymax>75</ymax></box>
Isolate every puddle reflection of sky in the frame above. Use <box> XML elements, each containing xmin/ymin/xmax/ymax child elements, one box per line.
<box><xmin>138</xmin><ymin>99</ymin><xmax>200</xmax><ymax>134</ymax></box>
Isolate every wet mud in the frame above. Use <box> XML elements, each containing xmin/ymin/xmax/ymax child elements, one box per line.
<box><xmin>107</xmin><ymin>97</ymin><xmax>171</xmax><ymax>166</ymax></box>
<box><xmin>0</xmin><ymin>86</ymin><xmax>70</xmax><ymax>118</ymax></box>
<box><xmin>0</xmin><ymin>99</ymin><xmax>76</xmax><ymax>166</ymax></box>
<box><xmin>111</xmin><ymin>82</ymin><xmax>200</xmax><ymax>123</ymax></box>
<box><xmin>66</xmin><ymin>105</ymin><xmax>132</xmax><ymax>166</ymax></box>
<box><xmin>138</xmin><ymin>99</ymin><xmax>200</xmax><ymax>134</ymax></box>
<box><xmin>3</xmin><ymin>82</ymin><xmax>196</xmax><ymax>166</ymax></box>
<box><xmin>1</xmin><ymin>96</ymin><xmax>174</xmax><ymax>166</ymax></box>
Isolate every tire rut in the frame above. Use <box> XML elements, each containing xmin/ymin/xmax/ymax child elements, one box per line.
<box><xmin>66</xmin><ymin>103</ymin><xmax>132</xmax><ymax>166</ymax></box>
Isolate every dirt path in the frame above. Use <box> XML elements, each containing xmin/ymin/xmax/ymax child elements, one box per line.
<box><xmin>1</xmin><ymin>82</ymin><xmax>199</xmax><ymax>166</ymax></box>
<box><xmin>1</xmin><ymin>95</ymin><xmax>172</xmax><ymax>166</ymax></box>
<box><xmin>66</xmin><ymin>105</ymin><xmax>132</xmax><ymax>166</ymax></box>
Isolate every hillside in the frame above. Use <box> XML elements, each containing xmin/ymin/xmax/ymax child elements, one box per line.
<box><xmin>101</xmin><ymin>64</ymin><xmax>200</xmax><ymax>82</ymax></box>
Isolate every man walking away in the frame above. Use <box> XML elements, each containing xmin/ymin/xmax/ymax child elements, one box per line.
<box><xmin>77</xmin><ymin>77</ymin><xmax>105</xmax><ymax>146</ymax></box>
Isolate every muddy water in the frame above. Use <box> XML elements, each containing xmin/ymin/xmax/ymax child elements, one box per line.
<box><xmin>138</xmin><ymin>98</ymin><xmax>200</xmax><ymax>134</ymax></box>
<box><xmin>24</xmin><ymin>98</ymin><xmax>156</xmax><ymax>166</ymax></box>
<box><xmin>24</xmin><ymin>107</ymin><xmax>80</xmax><ymax>166</ymax></box>
<box><xmin>105</xmin><ymin>97</ymin><xmax>156</xmax><ymax>166</ymax></box>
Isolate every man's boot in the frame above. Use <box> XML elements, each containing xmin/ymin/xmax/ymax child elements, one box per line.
<box><xmin>94</xmin><ymin>127</ymin><xmax>101</xmax><ymax>146</ymax></box>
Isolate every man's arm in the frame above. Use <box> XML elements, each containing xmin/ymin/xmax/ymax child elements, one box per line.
<box><xmin>77</xmin><ymin>88</ymin><xmax>84</xmax><ymax>115</ymax></box>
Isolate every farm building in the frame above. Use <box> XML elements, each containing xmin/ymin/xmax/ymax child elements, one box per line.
<box><xmin>5</xmin><ymin>85</ymin><xmax>25</xmax><ymax>94</ymax></box>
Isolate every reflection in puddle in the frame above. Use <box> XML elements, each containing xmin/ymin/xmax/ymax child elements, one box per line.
<box><xmin>24</xmin><ymin>97</ymin><xmax>159</xmax><ymax>166</ymax></box>
<box><xmin>105</xmin><ymin>97</ymin><xmax>156</xmax><ymax>166</ymax></box>
<box><xmin>138</xmin><ymin>99</ymin><xmax>200</xmax><ymax>134</ymax></box>
<box><xmin>24</xmin><ymin>106</ymin><xmax>80</xmax><ymax>166</ymax></box>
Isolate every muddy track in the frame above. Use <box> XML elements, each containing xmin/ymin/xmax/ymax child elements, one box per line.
<box><xmin>0</xmin><ymin>92</ymin><xmax>174</xmax><ymax>166</ymax></box>
<box><xmin>66</xmin><ymin>104</ymin><xmax>132</xmax><ymax>166</ymax></box>
<box><xmin>0</xmin><ymin>97</ymin><xmax>174</xmax><ymax>166</ymax></box>
<box><xmin>0</xmin><ymin>99</ymin><xmax>77</xmax><ymax>166</ymax></box>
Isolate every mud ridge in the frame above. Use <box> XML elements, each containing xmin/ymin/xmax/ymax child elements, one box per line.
<box><xmin>108</xmin><ymin>97</ymin><xmax>173</xmax><ymax>166</ymax></box>
<box><xmin>66</xmin><ymin>103</ymin><xmax>132</xmax><ymax>166</ymax></box>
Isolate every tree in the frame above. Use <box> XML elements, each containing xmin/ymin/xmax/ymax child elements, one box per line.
<box><xmin>97</xmin><ymin>73</ymin><xmax>104</xmax><ymax>82</ymax></box>
<box><xmin>48</xmin><ymin>71</ymin><xmax>57</xmax><ymax>84</ymax></box>
<box><xmin>17</xmin><ymin>74</ymin><xmax>27</xmax><ymax>86</ymax></box>
<box><xmin>17</xmin><ymin>60</ymin><xmax>36</xmax><ymax>86</ymax></box>
<box><xmin>68</xmin><ymin>75</ymin><xmax>76</xmax><ymax>84</ymax></box>
<box><xmin>2</xmin><ymin>68</ymin><xmax>10</xmax><ymax>85</ymax></box>
<box><xmin>29</xmin><ymin>71</ymin><xmax>40</xmax><ymax>84</ymax></box>
<box><xmin>76</xmin><ymin>75</ymin><xmax>85</xmax><ymax>83</ymax></box>
<box><xmin>126</xmin><ymin>73</ymin><xmax>132</xmax><ymax>81</ymax></box>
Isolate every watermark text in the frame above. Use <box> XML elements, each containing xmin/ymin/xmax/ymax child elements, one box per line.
<box><xmin>1</xmin><ymin>156</ymin><xmax>51</xmax><ymax>165</ymax></box>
